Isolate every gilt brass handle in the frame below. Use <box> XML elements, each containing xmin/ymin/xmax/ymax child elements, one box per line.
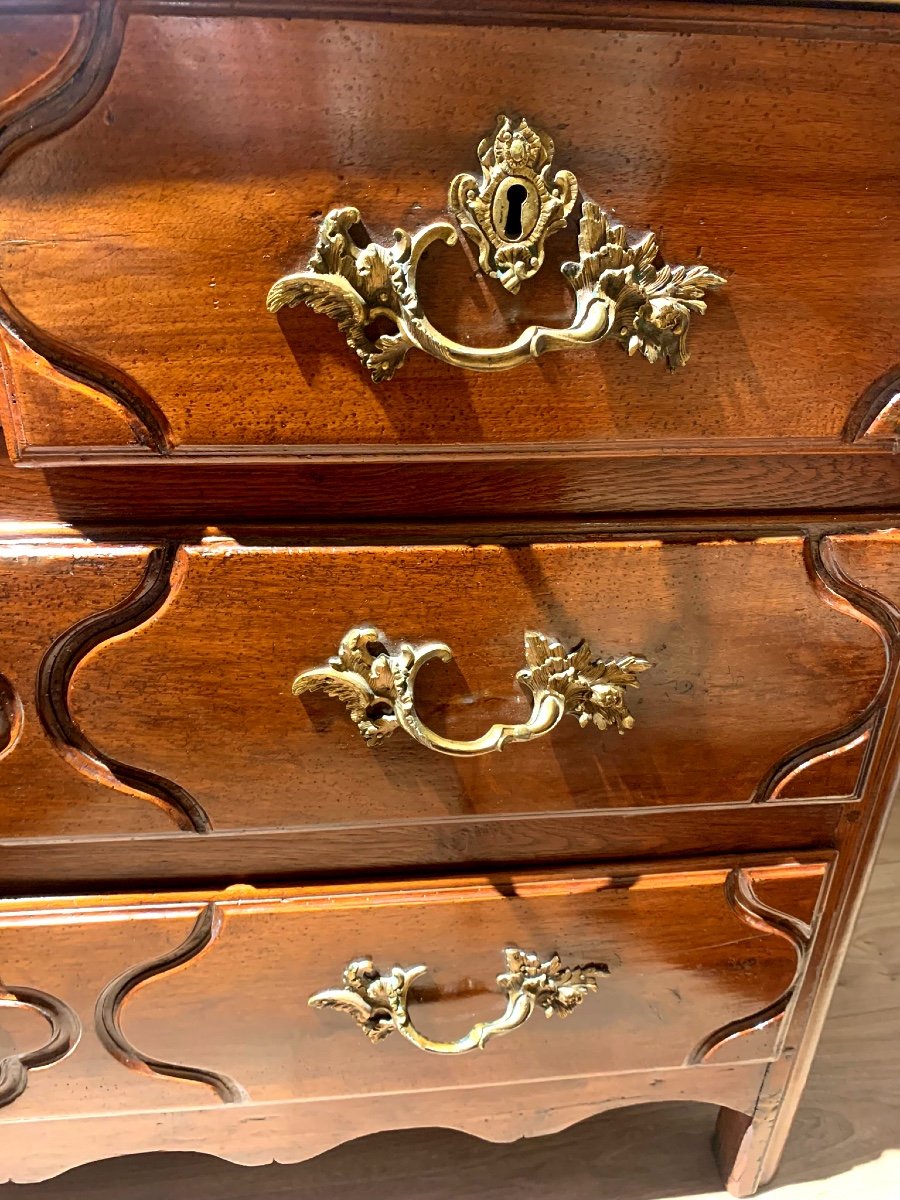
<box><xmin>308</xmin><ymin>949</ymin><xmax>608</xmax><ymax>1055</ymax></box>
<box><xmin>267</xmin><ymin>115</ymin><xmax>724</xmax><ymax>381</ymax></box>
<box><xmin>293</xmin><ymin>627</ymin><xmax>650</xmax><ymax>757</ymax></box>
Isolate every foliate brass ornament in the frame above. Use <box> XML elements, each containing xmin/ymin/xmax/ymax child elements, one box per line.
<box><xmin>308</xmin><ymin>948</ymin><xmax>609</xmax><ymax>1055</ymax></box>
<box><xmin>292</xmin><ymin>627</ymin><xmax>650</xmax><ymax>758</ymax></box>
<box><xmin>266</xmin><ymin>115</ymin><xmax>724</xmax><ymax>380</ymax></box>
<box><xmin>447</xmin><ymin>115</ymin><xmax>577</xmax><ymax>292</ymax></box>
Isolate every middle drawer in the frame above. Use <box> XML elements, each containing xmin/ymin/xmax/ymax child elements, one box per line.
<box><xmin>0</xmin><ymin>533</ymin><xmax>882</xmax><ymax>845</ymax></box>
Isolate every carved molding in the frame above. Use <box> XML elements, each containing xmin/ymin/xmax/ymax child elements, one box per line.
<box><xmin>0</xmin><ymin>284</ymin><xmax>170</xmax><ymax>463</ymax></box>
<box><xmin>94</xmin><ymin>903</ymin><xmax>248</xmax><ymax>1103</ymax></box>
<box><xmin>0</xmin><ymin>12</ymin><xmax>81</xmax><ymax>121</ymax></box>
<box><xmin>686</xmin><ymin>868</ymin><xmax>815</xmax><ymax>1065</ymax></box>
<box><xmin>36</xmin><ymin>541</ymin><xmax>212</xmax><ymax>833</ymax></box>
<box><xmin>1</xmin><ymin>0</ymin><xmax>898</xmax><ymax>40</ymax></box>
<box><xmin>0</xmin><ymin>3</ymin><xmax>171</xmax><ymax>462</ymax></box>
<box><xmin>0</xmin><ymin>1065</ymin><xmax>757</xmax><ymax>1186</ymax></box>
<box><xmin>842</xmin><ymin>364</ymin><xmax>900</xmax><ymax>445</ymax></box>
<box><xmin>0</xmin><ymin>981</ymin><xmax>81</xmax><ymax>1109</ymax></box>
<box><xmin>0</xmin><ymin>0</ymin><xmax>125</xmax><ymax>176</ymax></box>
<box><xmin>0</xmin><ymin>672</ymin><xmax>24</xmax><ymax>762</ymax></box>
<box><xmin>752</xmin><ymin>536</ymin><xmax>898</xmax><ymax>804</ymax></box>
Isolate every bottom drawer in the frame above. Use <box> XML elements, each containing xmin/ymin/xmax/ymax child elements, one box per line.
<box><xmin>0</xmin><ymin>855</ymin><xmax>828</xmax><ymax>1182</ymax></box>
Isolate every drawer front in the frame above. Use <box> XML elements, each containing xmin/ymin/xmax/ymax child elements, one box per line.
<box><xmin>0</xmin><ymin>531</ymin><xmax>887</xmax><ymax>849</ymax></box>
<box><xmin>0</xmin><ymin>856</ymin><xmax>828</xmax><ymax>1180</ymax></box>
<box><xmin>0</xmin><ymin>6</ymin><xmax>898</xmax><ymax>490</ymax></box>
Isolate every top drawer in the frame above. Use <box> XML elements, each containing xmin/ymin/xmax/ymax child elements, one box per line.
<box><xmin>0</xmin><ymin>2</ymin><xmax>899</xmax><ymax>511</ymax></box>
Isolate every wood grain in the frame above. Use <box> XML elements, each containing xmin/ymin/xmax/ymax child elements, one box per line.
<box><xmin>5</xmin><ymin>449</ymin><xmax>900</xmax><ymax>520</ymax></box>
<box><xmin>63</xmin><ymin>537</ymin><xmax>884</xmax><ymax>831</ymax></box>
<box><xmin>0</xmin><ymin>2</ymin><xmax>898</xmax><ymax>1195</ymax></box>
<box><xmin>0</xmin><ymin>8</ymin><xmax>897</xmax><ymax>486</ymax></box>
<box><xmin>0</xmin><ymin>528</ymin><xmax>892</xmax><ymax>858</ymax></box>
<box><xmin>0</xmin><ymin>12</ymin><xmax>78</xmax><ymax>115</ymax></box>
<box><xmin>0</xmin><ymin>536</ymin><xmax>186</xmax><ymax>837</ymax></box>
<box><xmin>0</xmin><ymin>801</ymin><xmax>845</xmax><ymax>892</ymax></box>
<box><xmin>6</xmin><ymin>806</ymin><xmax>898</xmax><ymax>1200</ymax></box>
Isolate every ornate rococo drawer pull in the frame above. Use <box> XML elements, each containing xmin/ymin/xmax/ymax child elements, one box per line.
<box><xmin>293</xmin><ymin>627</ymin><xmax>650</xmax><ymax>757</ymax></box>
<box><xmin>309</xmin><ymin>948</ymin><xmax>608</xmax><ymax>1055</ymax></box>
<box><xmin>267</xmin><ymin>115</ymin><xmax>724</xmax><ymax>380</ymax></box>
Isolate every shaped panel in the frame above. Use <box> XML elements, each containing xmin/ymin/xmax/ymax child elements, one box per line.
<box><xmin>0</xmin><ymin>536</ymin><xmax>182</xmax><ymax>837</ymax></box>
<box><xmin>65</xmin><ymin>535</ymin><xmax>885</xmax><ymax>833</ymax></box>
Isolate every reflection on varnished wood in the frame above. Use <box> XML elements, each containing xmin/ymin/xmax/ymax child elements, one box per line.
<box><xmin>842</xmin><ymin>364</ymin><xmax>900</xmax><ymax>445</ymax></box>
<box><xmin>0</xmin><ymin>982</ymin><xmax>79</xmax><ymax>1110</ymax></box>
<box><xmin>754</xmin><ymin>536</ymin><xmax>900</xmax><ymax>804</ymax></box>
<box><xmin>687</xmin><ymin>869</ymin><xmax>814</xmax><ymax>1065</ymax></box>
<box><xmin>0</xmin><ymin>12</ymin><xmax>898</xmax><ymax>460</ymax></box>
<box><xmin>4</xmin><ymin>810</ymin><xmax>897</xmax><ymax>1199</ymax></box>
<box><xmin>64</xmin><ymin>538</ymin><xmax>885</xmax><ymax>831</ymax></box>
<box><xmin>36</xmin><ymin>542</ymin><xmax>210</xmax><ymax>833</ymax></box>
<box><xmin>0</xmin><ymin>856</ymin><xmax>826</xmax><ymax>1183</ymax></box>
<box><xmin>0</xmin><ymin>539</ymin><xmax>187</xmax><ymax>839</ymax></box>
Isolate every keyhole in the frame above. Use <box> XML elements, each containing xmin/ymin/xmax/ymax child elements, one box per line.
<box><xmin>503</xmin><ymin>184</ymin><xmax>528</xmax><ymax>240</ymax></box>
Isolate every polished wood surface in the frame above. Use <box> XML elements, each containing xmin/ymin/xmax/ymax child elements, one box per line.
<box><xmin>66</xmin><ymin>537</ymin><xmax>883</xmax><ymax>823</ymax></box>
<box><xmin>4</xmin><ymin>805</ymin><xmax>896</xmax><ymax>1200</ymax></box>
<box><xmin>0</xmin><ymin>3</ymin><xmax>898</xmax><ymax>516</ymax></box>
<box><xmin>0</xmin><ymin>531</ymin><xmax>885</xmax><ymax>843</ymax></box>
<box><xmin>0</xmin><ymin>856</ymin><xmax>826</xmax><ymax>1183</ymax></box>
<box><xmin>0</xmin><ymin>1</ymin><xmax>898</xmax><ymax>1195</ymax></box>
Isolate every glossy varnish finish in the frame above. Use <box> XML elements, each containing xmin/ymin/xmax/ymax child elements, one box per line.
<box><xmin>63</xmin><ymin>537</ymin><xmax>884</xmax><ymax>827</ymax></box>
<box><xmin>0</xmin><ymin>2</ymin><xmax>897</xmax><ymax>516</ymax></box>
<box><xmin>0</xmin><ymin>530</ymin><xmax>885</xmax><ymax>847</ymax></box>
<box><xmin>0</xmin><ymin>2</ymin><xmax>899</xmax><ymax>1197</ymax></box>
<box><xmin>0</xmin><ymin>858</ymin><xmax>827</xmax><ymax>1182</ymax></box>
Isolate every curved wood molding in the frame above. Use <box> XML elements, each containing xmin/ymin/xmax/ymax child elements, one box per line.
<box><xmin>0</xmin><ymin>286</ymin><xmax>171</xmax><ymax>462</ymax></box>
<box><xmin>0</xmin><ymin>672</ymin><xmax>24</xmax><ymax>762</ymax></box>
<box><xmin>94</xmin><ymin>903</ymin><xmax>248</xmax><ymax>1104</ymax></box>
<box><xmin>0</xmin><ymin>14</ymin><xmax>82</xmax><ymax>123</ymax></box>
<box><xmin>752</xmin><ymin>534</ymin><xmax>897</xmax><ymax>804</ymax></box>
<box><xmin>0</xmin><ymin>5</ymin><xmax>896</xmax><ymax>475</ymax></box>
<box><xmin>686</xmin><ymin>868</ymin><xmax>814</xmax><ymax>1065</ymax></box>
<box><xmin>4</xmin><ymin>1</ymin><xmax>896</xmax><ymax>41</ymax></box>
<box><xmin>0</xmin><ymin>1072</ymin><xmax>756</xmax><ymax>1187</ymax></box>
<box><xmin>0</xmin><ymin>0</ymin><xmax>125</xmax><ymax>176</ymax></box>
<box><xmin>842</xmin><ymin>364</ymin><xmax>900</xmax><ymax>445</ymax></box>
<box><xmin>0</xmin><ymin>982</ymin><xmax>81</xmax><ymax>1109</ymax></box>
<box><xmin>0</xmin><ymin>3</ymin><xmax>171</xmax><ymax>461</ymax></box>
<box><xmin>36</xmin><ymin>541</ymin><xmax>212</xmax><ymax>833</ymax></box>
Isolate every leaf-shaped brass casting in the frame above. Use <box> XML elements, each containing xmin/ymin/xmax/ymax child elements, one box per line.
<box><xmin>309</xmin><ymin>948</ymin><xmax>609</xmax><ymax>1055</ymax></box>
<box><xmin>266</xmin><ymin>115</ymin><xmax>724</xmax><ymax>380</ymax></box>
<box><xmin>293</xmin><ymin>627</ymin><xmax>650</xmax><ymax>757</ymax></box>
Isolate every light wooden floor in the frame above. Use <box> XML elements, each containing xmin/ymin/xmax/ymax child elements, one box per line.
<box><xmin>4</xmin><ymin>810</ymin><xmax>899</xmax><ymax>1200</ymax></box>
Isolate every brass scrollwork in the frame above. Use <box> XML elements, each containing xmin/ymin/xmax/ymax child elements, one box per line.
<box><xmin>308</xmin><ymin>948</ymin><xmax>608</xmax><ymax>1055</ymax></box>
<box><xmin>447</xmin><ymin>115</ymin><xmax>577</xmax><ymax>292</ymax></box>
<box><xmin>293</xmin><ymin>627</ymin><xmax>650</xmax><ymax>757</ymax></box>
<box><xmin>266</xmin><ymin>115</ymin><xmax>724</xmax><ymax>380</ymax></box>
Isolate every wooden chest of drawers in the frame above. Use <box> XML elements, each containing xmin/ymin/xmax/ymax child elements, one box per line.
<box><xmin>1</xmin><ymin>1</ymin><xmax>899</xmax><ymax>1194</ymax></box>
